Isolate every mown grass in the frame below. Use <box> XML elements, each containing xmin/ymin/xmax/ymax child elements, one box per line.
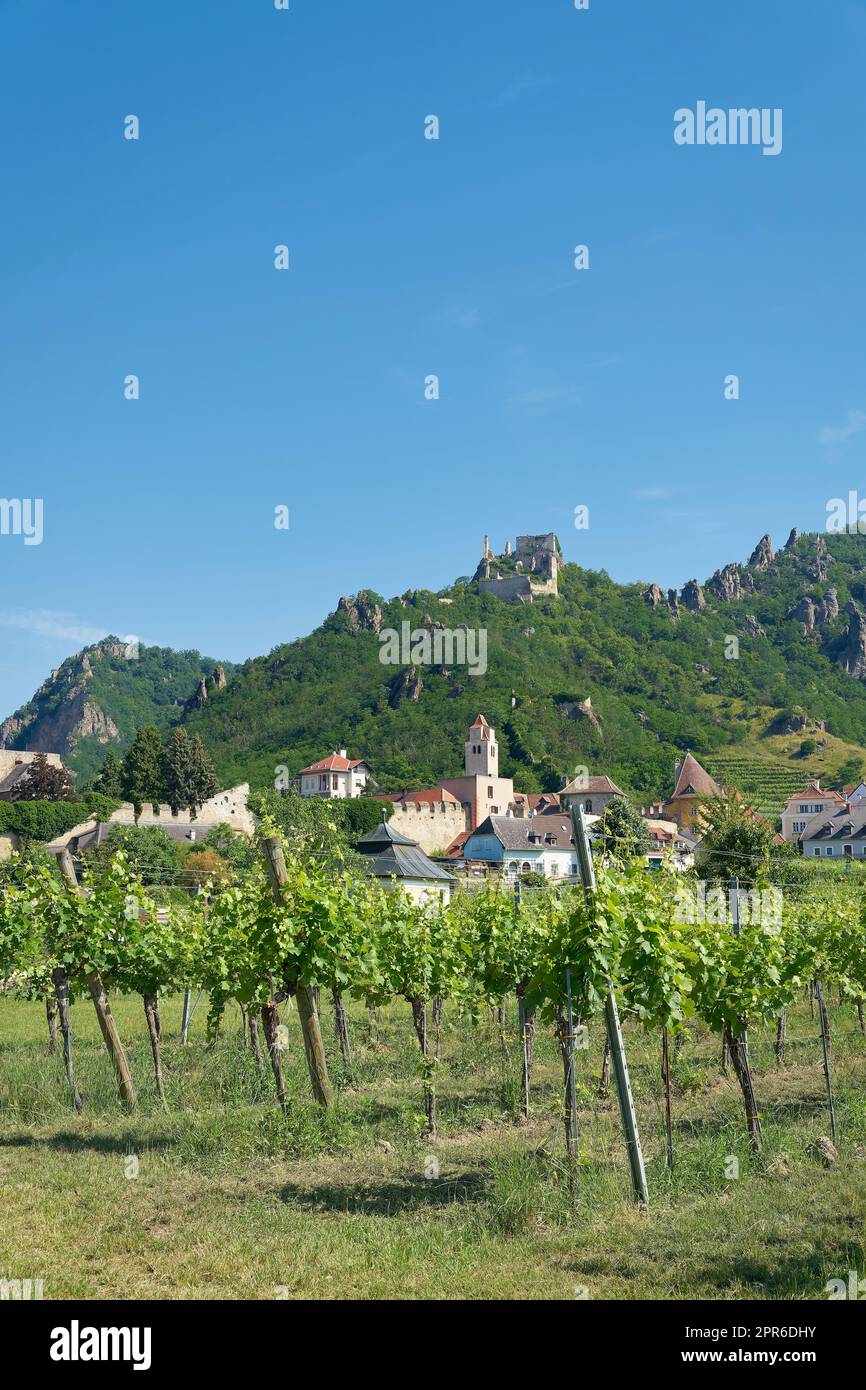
<box><xmin>1</xmin><ymin>990</ymin><xmax>864</xmax><ymax>1299</ymax></box>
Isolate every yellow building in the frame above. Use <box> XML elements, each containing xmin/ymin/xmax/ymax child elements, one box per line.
<box><xmin>662</xmin><ymin>752</ymin><xmax>724</xmax><ymax>834</ymax></box>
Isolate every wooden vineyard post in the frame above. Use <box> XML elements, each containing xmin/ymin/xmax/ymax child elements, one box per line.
<box><xmin>51</xmin><ymin>966</ymin><xmax>82</xmax><ymax>1112</ymax></box>
<box><xmin>57</xmin><ymin>849</ymin><xmax>137</xmax><ymax>1113</ymax></box>
<box><xmin>571</xmin><ymin>805</ymin><xmax>649</xmax><ymax>1205</ymax></box>
<box><xmin>262</xmin><ymin>836</ymin><xmax>333</xmax><ymax>1109</ymax></box>
<box><xmin>814</xmin><ymin>978</ymin><xmax>837</xmax><ymax>1142</ymax></box>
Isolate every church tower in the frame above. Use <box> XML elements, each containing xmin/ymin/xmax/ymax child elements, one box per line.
<box><xmin>464</xmin><ymin>715</ymin><xmax>498</xmax><ymax>776</ymax></box>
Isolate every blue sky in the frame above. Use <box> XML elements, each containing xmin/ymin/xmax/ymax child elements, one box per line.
<box><xmin>2</xmin><ymin>0</ymin><xmax>866</xmax><ymax>716</ymax></box>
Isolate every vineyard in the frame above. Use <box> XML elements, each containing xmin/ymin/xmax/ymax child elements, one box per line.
<box><xmin>2</xmin><ymin>819</ymin><xmax>866</xmax><ymax>1299</ymax></box>
<box><xmin>703</xmin><ymin>757</ymin><xmax>821</xmax><ymax>815</ymax></box>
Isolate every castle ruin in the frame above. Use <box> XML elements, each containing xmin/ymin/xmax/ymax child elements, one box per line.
<box><xmin>477</xmin><ymin>533</ymin><xmax>560</xmax><ymax>603</ymax></box>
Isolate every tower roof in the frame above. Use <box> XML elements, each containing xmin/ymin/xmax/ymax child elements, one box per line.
<box><xmin>356</xmin><ymin>818</ymin><xmax>418</xmax><ymax>851</ymax></box>
<box><xmin>469</xmin><ymin>714</ymin><xmax>491</xmax><ymax>738</ymax></box>
<box><xmin>670</xmin><ymin>752</ymin><xmax>723</xmax><ymax>801</ymax></box>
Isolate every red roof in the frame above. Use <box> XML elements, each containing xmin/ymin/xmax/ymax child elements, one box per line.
<box><xmin>469</xmin><ymin>714</ymin><xmax>491</xmax><ymax>739</ymax></box>
<box><xmin>299</xmin><ymin>754</ymin><xmax>368</xmax><ymax>774</ymax></box>
<box><xmin>785</xmin><ymin>786</ymin><xmax>844</xmax><ymax>805</ymax></box>
<box><xmin>669</xmin><ymin>753</ymin><xmax>723</xmax><ymax>801</ymax></box>
<box><xmin>446</xmin><ymin>830</ymin><xmax>472</xmax><ymax>857</ymax></box>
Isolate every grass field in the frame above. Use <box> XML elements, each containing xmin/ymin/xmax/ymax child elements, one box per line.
<box><xmin>1</xmin><ymin>990</ymin><xmax>865</xmax><ymax>1300</ymax></box>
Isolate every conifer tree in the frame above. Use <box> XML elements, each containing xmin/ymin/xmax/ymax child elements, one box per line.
<box><xmin>91</xmin><ymin>751</ymin><xmax>123</xmax><ymax>798</ymax></box>
<box><xmin>121</xmin><ymin>726</ymin><xmax>167</xmax><ymax>811</ymax></box>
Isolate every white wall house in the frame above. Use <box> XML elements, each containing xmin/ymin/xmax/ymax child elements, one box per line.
<box><xmin>799</xmin><ymin>805</ymin><xmax>866</xmax><ymax>858</ymax></box>
<box><xmin>298</xmin><ymin>751</ymin><xmax>371</xmax><ymax>799</ymax></box>
<box><xmin>461</xmin><ymin>813</ymin><xmax>580</xmax><ymax>879</ymax></box>
<box><xmin>780</xmin><ymin>781</ymin><xmax>845</xmax><ymax>841</ymax></box>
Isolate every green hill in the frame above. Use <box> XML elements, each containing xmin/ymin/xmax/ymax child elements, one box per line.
<box><xmin>0</xmin><ymin>640</ymin><xmax>231</xmax><ymax>785</ymax></box>
<box><xmin>6</xmin><ymin>528</ymin><xmax>866</xmax><ymax>805</ymax></box>
<box><xmin>180</xmin><ymin>529</ymin><xmax>866</xmax><ymax>804</ymax></box>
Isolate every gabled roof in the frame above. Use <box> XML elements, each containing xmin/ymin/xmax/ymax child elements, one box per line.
<box><xmin>560</xmin><ymin>774</ymin><xmax>624</xmax><ymax>797</ymax></box>
<box><xmin>299</xmin><ymin>753</ymin><xmax>369</xmax><ymax>774</ymax></box>
<box><xmin>669</xmin><ymin>753</ymin><xmax>723</xmax><ymax>801</ymax></box>
<box><xmin>469</xmin><ymin>714</ymin><xmax>492</xmax><ymax>738</ymax></box>
<box><xmin>469</xmin><ymin>815</ymin><xmax>575</xmax><ymax>852</ymax></box>
<box><xmin>0</xmin><ymin>763</ymin><xmax>37</xmax><ymax>797</ymax></box>
<box><xmin>800</xmin><ymin>806</ymin><xmax>866</xmax><ymax>841</ymax></box>
<box><xmin>510</xmin><ymin>792</ymin><xmax>561</xmax><ymax>814</ymax></box>
<box><xmin>784</xmin><ymin>786</ymin><xmax>845</xmax><ymax>806</ymax></box>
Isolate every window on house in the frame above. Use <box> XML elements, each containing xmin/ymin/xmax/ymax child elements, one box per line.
<box><xmin>488</xmin><ymin>787</ymin><xmax>493</xmax><ymax>797</ymax></box>
<box><xmin>813</xmin><ymin>848</ymin><xmax>821</xmax><ymax>856</ymax></box>
<box><xmin>584</xmin><ymin>800</ymin><xmax>593</xmax><ymax>813</ymax></box>
<box><xmin>845</xmin><ymin>845</ymin><xmax>853</xmax><ymax>856</ymax></box>
<box><xmin>522</xmin><ymin>861</ymin><xmax>531</xmax><ymax>873</ymax></box>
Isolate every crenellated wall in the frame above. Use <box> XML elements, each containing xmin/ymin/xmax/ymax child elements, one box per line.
<box><xmin>388</xmin><ymin>800</ymin><xmax>465</xmax><ymax>854</ymax></box>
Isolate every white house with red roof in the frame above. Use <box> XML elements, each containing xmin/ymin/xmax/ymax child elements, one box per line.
<box><xmin>298</xmin><ymin>750</ymin><xmax>371</xmax><ymax>799</ymax></box>
<box><xmin>780</xmin><ymin>780</ymin><xmax>846</xmax><ymax>841</ymax></box>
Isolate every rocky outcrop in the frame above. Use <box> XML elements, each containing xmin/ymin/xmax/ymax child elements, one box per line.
<box><xmin>681</xmin><ymin>579</ymin><xmax>706</xmax><ymax>611</ymax></box>
<box><xmin>707</xmin><ymin>564</ymin><xmax>740</xmax><ymax>602</ymax></box>
<box><xmin>187</xmin><ymin>676</ymin><xmax>209</xmax><ymax>710</ymax></box>
<box><xmin>0</xmin><ymin>635</ymin><xmax>225</xmax><ymax>773</ymax></box>
<box><xmin>785</xmin><ymin>589</ymin><xmax>839</xmax><ymax>635</ymax></box>
<box><xmin>842</xmin><ymin>601</ymin><xmax>866</xmax><ymax>677</ymax></box>
<box><xmin>337</xmin><ymin>592</ymin><xmax>383</xmax><ymax>634</ymax></box>
<box><xmin>820</xmin><ymin>588</ymin><xmax>839</xmax><ymax>624</ymax></box>
<box><xmin>809</xmin><ymin>536</ymin><xmax>830</xmax><ymax>583</ymax></box>
<box><xmin>559</xmin><ymin>696</ymin><xmax>603</xmax><ymax>735</ymax></box>
<box><xmin>772</xmin><ymin>710</ymin><xmax>825</xmax><ymax>735</ymax></box>
<box><xmin>785</xmin><ymin>528</ymin><xmax>799</xmax><ymax>550</ymax></box>
<box><xmin>748</xmin><ymin>534</ymin><xmax>774</xmax><ymax>571</ymax></box>
<box><xmin>208</xmin><ymin>665</ymin><xmax>227</xmax><ymax>692</ymax></box>
<box><xmin>1</xmin><ymin>687</ymin><xmax>119</xmax><ymax>755</ymax></box>
<box><xmin>743</xmin><ymin>613</ymin><xmax>765</xmax><ymax>638</ymax></box>
<box><xmin>389</xmin><ymin>666</ymin><xmax>423</xmax><ymax>708</ymax></box>
<box><xmin>642</xmin><ymin>583</ymin><xmax>664</xmax><ymax>607</ymax></box>
<box><xmin>667</xmin><ymin>588</ymin><xmax>680</xmax><ymax>617</ymax></box>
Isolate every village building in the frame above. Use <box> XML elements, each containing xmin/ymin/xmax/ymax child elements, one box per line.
<box><xmin>369</xmin><ymin>788</ymin><xmax>465</xmax><ymax>856</ymax></box>
<box><xmin>798</xmin><ymin>805</ymin><xmax>866</xmax><ymax>858</ymax></box>
<box><xmin>438</xmin><ymin>715</ymin><xmax>516</xmax><ymax>831</ymax></box>
<box><xmin>509</xmin><ymin>791</ymin><xmax>561</xmax><ymax>817</ymax></box>
<box><xmin>0</xmin><ymin>749</ymin><xmax>66</xmax><ymax>802</ymax></box>
<box><xmin>662</xmin><ymin>752</ymin><xmax>724</xmax><ymax>833</ymax></box>
<box><xmin>643</xmin><ymin>817</ymin><xmax>698</xmax><ymax>871</ymax></box>
<box><xmin>298</xmin><ymin>750</ymin><xmax>371</xmax><ymax>799</ymax></box>
<box><xmin>355</xmin><ymin>818</ymin><xmax>456</xmax><ymax>903</ymax></box>
<box><xmin>459</xmin><ymin>811</ymin><xmax>580</xmax><ymax>880</ymax></box>
<box><xmin>779</xmin><ymin>780</ymin><xmax>845</xmax><ymax>841</ymax></box>
<box><xmin>559</xmin><ymin>773</ymin><xmax>624</xmax><ymax>817</ymax></box>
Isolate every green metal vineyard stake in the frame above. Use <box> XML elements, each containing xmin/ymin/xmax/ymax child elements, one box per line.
<box><xmin>571</xmin><ymin>805</ymin><xmax>649</xmax><ymax>1205</ymax></box>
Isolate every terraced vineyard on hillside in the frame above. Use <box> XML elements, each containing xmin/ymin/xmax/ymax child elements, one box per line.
<box><xmin>704</xmin><ymin>756</ymin><xmax>819</xmax><ymax>816</ymax></box>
